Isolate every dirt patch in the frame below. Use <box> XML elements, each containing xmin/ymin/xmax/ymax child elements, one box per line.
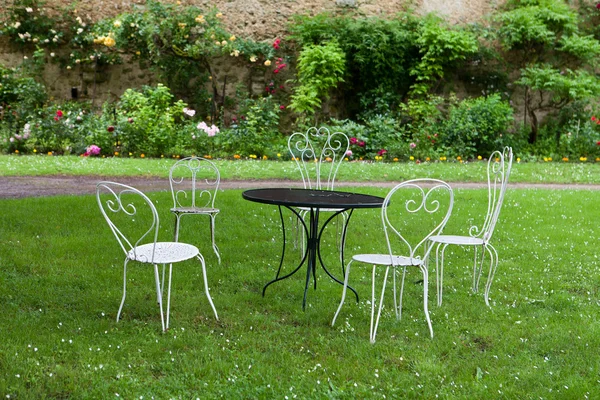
<box><xmin>0</xmin><ymin>175</ymin><xmax>598</xmax><ymax>199</ymax></box>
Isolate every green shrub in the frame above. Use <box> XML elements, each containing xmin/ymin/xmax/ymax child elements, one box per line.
<box><xmin>115</xmin><ymin>84</ymin><xmax>187</xmax><ymax>157</ymax></box>
<box><xmin>289</xmin><ymin>40</ymin><xmax>345</xmax><ymax>119</ymax></box>
<box><xmin>557</xmin><ymin>118</ymin><xmax>600</xmax><ymax>159</ymax></box>
<box><xmin>440</xmin><ymin>94</ymin><xmax>514</xmax><ymax>158</ymax></box>
<box><xmin>219</xmin><ymin>96</ymin><xmax>282</xmax><ymax>157</ymax></box>
<box><xmin>0</xmin><ymin>65</ymin><xmax>47</xmax><ymax>146</ymax></box>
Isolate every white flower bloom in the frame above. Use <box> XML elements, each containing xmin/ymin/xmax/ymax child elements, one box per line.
<box><xmin>25</xmin><ymin>7</ymin><xmax>33</xmax><ymax>12</ymax></box>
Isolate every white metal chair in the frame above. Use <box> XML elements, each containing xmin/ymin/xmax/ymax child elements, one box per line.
<box><xmin>332</xmin><ymin>179</ymin><xmax>454</xmax><ymax>343</ymax></box>
<box><xmin>169</xmin><ymin>156</ymin><xmax>221</xmax><ymax>264</ymax></box>
<box><xmin>96</xmin><ymin>181</ymin><xmax>218</xmax><ymax>332</ymax></box>
<box><xmin>429</xmin><ymin>147</ymin><xmax>513</xmax><ymax>307</ymax></box>
<box><xmin>288</xmin><ymin>127</ymin><xmax>350</xmax><ymax>266</ymax></box>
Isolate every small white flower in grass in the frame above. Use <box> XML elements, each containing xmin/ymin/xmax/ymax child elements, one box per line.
<box><xmin>15</xmin><ymin>374</ymin><xmax>20</xmax><ymax>378</ymax></box>
<box><xmin>34</xmin><ymin>348</ymin><xmax>38</xmax><ymax>352</ymax></box>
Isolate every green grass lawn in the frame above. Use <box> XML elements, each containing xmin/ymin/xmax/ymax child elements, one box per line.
<box><xmin>3</xmin><ymin>154</ymin><xmax>600</xmax><ymax>184</ymax></box>
<box><xmin>1</xmin><ymin>186</ymin><xmax>599</xmax><ymax>398</ymax></box>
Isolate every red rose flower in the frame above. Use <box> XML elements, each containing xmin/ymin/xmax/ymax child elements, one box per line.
<box><xmin>107</xmin><ymin>126</ymin><xmax>115</xmax><ymax>132</ymax></box>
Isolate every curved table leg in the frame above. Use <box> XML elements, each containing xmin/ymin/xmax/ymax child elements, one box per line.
<box><xmin>262</xmin><ymin>206</ymin><xmax>310</xmax><ymax>298</ymax></box>
<box><xmin>318</xmin><ymin>208</ymin><xmax>359</xmax><ymax>303</ymax></box>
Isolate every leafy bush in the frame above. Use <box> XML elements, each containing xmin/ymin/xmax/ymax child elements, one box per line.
<box><xmin>0</xmin><ymin>65</ymin><xmax>47</xmax><ymax>143</ymax></box>
<box><xmin>289</xmin><ymin>14</ymin><xmax>420</xmax><ymax>118</ymax></box>
<box><xmin>557</xmin><ymin>118</ymin><xmax>600</xmax><ymax>159</ymax></box>
<box><xmin>115</xmin><ymin>84</ymin><xmax>187</xmax><ymax>157</ymax></box>
<box><xmin>410</xmin><ymin>15</ymin><xmax>479</xmax><ymax>95</ymax></box>
<box><xmin>440</xmin><ymin>94</ymin><xmax>514</xmax><ymax>158</ymax></box>
<box><xmin>219</xmin><ymin>96</ymin><xmax>282</xmax><ymax>157</ymax></box>
<box><xmin>25</xmin><ymin>102</ymin><xmax>95</xmax><ymax>154</ymax></box>
<box><xmin>289</xmin><ymin>40</ymin><xmax>345</xmax><ymax>118</ymax></box>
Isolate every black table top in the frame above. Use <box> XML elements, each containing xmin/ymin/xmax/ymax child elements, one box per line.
<box><xmin>242</xmin><ymin>188</ymin><xmax>385</xmax><ymax>209</ymax></box>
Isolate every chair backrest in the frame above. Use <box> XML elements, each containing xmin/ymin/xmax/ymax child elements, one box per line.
<box><xmin>96</xmin><ymin>181</ymin><xmax>159</xmax><ymax>263</ymax></box>
<box><xmin>288</xmin><ymin>126</ymin><xmax>349</xmax><ymax>190</ymax></box>
<box><xmin>382</xmin><ymin>179</ymin><xmax>454</xmax><ymax>263</ymax></box>
<box><xmin>169</xmin><ymin>156</ymin><xmax>220</xmax><ymax>209</ymax></box>
<box><xmin>470</xmin><ymin>146</ymin><xmax>513</xmax><ymax>243</ymax></box>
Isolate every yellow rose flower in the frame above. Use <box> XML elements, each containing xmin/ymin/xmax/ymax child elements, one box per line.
<box><xmin>103</xmin><ymin>37</ymin><xmax>116</xmax><ymax>47</ymax></box>
<box><xmin>229</xmin><ymin>35</ymin><xmax>236</xmax><ymax>41</ymax></box>
<box><xmin>264</xmin><ymin>60</ymin><xmax>272</xmax><ymax>66</ymax></box>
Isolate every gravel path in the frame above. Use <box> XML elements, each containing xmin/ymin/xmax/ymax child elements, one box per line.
<box><xmin>1</xmin><ymin>175</ymin><xmax>599</xmax><ymax>199</ymax></box>
<box><xmin>0</xmin><ymin>176</ymin><xmax>600</xmax><ymax>199</ymax></box>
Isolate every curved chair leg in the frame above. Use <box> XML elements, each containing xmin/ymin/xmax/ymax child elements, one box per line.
<box><xmin>370</xmin><ymin>265</ymin><xmax>390</xmax><ymax>344</ymax></box>
<box><xmin>419</xmin><ymin>263</ymin><xmax>434</xmax><ymax>338</ymax></box>
<box><xmin>331</xmin><ymin>259</ymin><xmax>353</xmax><ymax>327</ymax></box>
<box><xmin>209</xmin><ymin>214</ymin><xmax>221</xmax><ymax>264</ymax></box>
<box><xmin>166</xmin><ymin>263</ymin><xmax>173</xmax><ymax>330</ymax></box>
<box><xmin>397</xmin><ymin>267</ymin><xmax>408</xmax><ymax>320</ymax></box>
<box><xmin>160</xmin><ymin>264</ymin><xmax>166</xmax><ymax>303</ymax></box>
<box><xmin>472</xmin><ymin>246</ymin><xmax>480</xmax><ymax>292</ymax></box>
<box><xmin>483</xmin><ymin>244</ymin><xmax>499</xmax><ymax>307</ymax></box>
<box><xmin>173</xmin><ymin>214</ymin><xmax>182</xmax><ymax>242</ymax></box>
<box><xmin>117</xmin><ymin>258</ymin><xmax>129</xmax><ymax>323</ymax></box>
<box><xmin>197</xmin><ymin>253</ymin><xmax>219</xmax><ymax>320</ymax></box>
<box><xmin>299</xmin><ymin>210</ymin><xmax>308</xmax><ymax>256</ymax></box>
<box><xmin>437</xmin><ymin>243</ymin><xmax>449</xmax><ymax>306</ymax></box>
<box><xmin>473</xmin><ymin>245</ymin><xmax>487</xmax><ymax>293</ymax></box>
<box><xmin>338</xmin><ymin>211</ymin><xmax>350</xmax><ymax>276</ymax></box>
<box><xmin>153</xmin><ymin>263</ymin><xmax>166</xmax><ymax>332</ymax></box>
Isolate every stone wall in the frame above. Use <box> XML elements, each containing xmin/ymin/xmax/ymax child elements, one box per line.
<box><xmin>0</xmin><ymin>0</ymin><xmax>504</xmax><ymax>104</ymax></box>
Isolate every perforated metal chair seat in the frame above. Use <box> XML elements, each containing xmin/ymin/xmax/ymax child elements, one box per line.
<box><xmin>171</xmin><ymin>206</ymin><xmax>219</xmax><ymax>214</ymax></box>
<box><xmin>352</xmin><ymin>254</ymin><xmax>424</xmax><ymax>267</ymax></box>
<box><xmin>429</xmin><ymin>235</ymin><xmax>484</xmax><ymax>246</ymax></box>
<box><xmin>128</xmin><ymin>242</ymin><xmax>200</xmax><ymax>264</ymax></box>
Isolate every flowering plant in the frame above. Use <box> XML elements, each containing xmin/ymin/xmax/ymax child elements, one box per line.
<box><xmin>83</xmin><ymin>144</ymin><xmax>101</xmax><ymax>156</ymax></box>
<box><xmin>197</xmin><ymin>122</ymin><xmax>219</xmax><ymax>137</ymax></box>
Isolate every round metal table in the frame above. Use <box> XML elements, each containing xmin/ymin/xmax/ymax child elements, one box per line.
<box><xmin>243</xmin><ymin>188</ymin><xmax>385</xmax><ymax>309</ymax></box>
